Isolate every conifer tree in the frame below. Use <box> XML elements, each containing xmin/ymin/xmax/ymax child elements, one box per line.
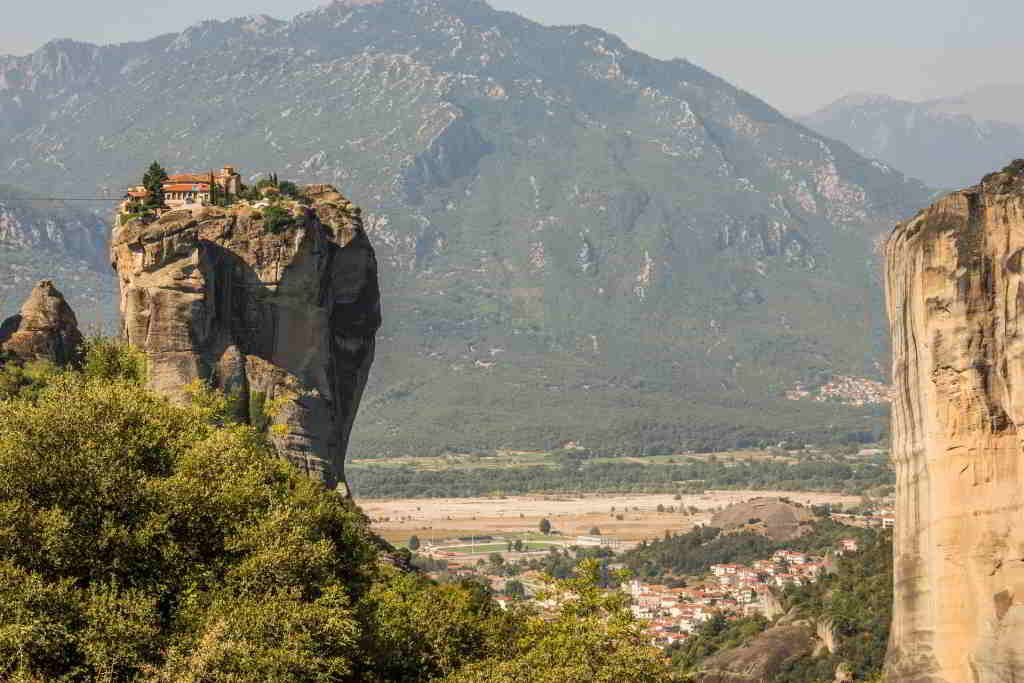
<box><xmin>141</xmin><ymin>162</ymin><xmax>168</xmax><ymax>209</ymax></box>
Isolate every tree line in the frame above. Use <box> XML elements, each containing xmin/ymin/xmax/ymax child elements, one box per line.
<box><xmin>348</xmin><ymin>459</ymin><xmax>894</xmax><ymax>499</ymax></box>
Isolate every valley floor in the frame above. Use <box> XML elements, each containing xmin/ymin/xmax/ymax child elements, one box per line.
<box><xmin>359</xmin><ymin>490</ymin><xmax>861</xmax><ymax>545</ymax></box>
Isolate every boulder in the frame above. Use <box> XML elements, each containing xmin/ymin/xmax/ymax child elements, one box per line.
<box><xmin>0</xmin><ymin>280</ymin><xmax>83</xmax><ymax>366</ymax></box>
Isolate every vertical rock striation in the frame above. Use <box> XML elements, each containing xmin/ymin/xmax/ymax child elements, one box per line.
<box><xmin>110</xmin><ymin>185</ymin><xmax>381</xmax><ymax>492</ymax></box>
<box><xmin>0</xmin><ymin>280</ymin><xmax>83</xmax><ymax>366</ymax></box>
<box><xmin>885</xmin><ymin>161</ymin><xmax>1024</xmax><ymax>682</ymax></box>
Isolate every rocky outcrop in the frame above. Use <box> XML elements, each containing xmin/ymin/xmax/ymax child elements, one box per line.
<box><xmin>0</xmin><ymin>280</ymin><xmax>83</xmax><ymax>366</ymax></box>
<box><xmin>710</xmin><ymin>497</ymin><xmax>815</xmax><ymax>542</ymax></box>
<box><xmin>110</xmin><ymin>186</ymin><xmax>380</xmax><ymax>493</ymax></box>
<box><xmin>885</xmin><ymin>160</ymin><xmax>1024</xmax><ymax>682</ymax></box>
<box><xmin>697</xmin><ymin>623</ymin><xmax>816</xmax><ymax>683</ymax></box>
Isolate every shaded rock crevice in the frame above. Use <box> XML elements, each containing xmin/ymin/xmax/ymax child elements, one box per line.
<box><xmin>111</xmin><ymin>186</ymin><xmax>381</xmax><ymax>492</ymax></box>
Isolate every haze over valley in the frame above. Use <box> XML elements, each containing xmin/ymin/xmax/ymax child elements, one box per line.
<box><xmin>0</xmin><ymin>0</ymin><xmax>940</xmax><ymax>460</ymax></box>
<box><xmin>2</xmin><ymin>1</ymin><xmax>1024</xmax><ymax>681</ymax></box>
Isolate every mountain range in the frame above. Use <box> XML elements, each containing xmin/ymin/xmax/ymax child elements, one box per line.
<box><xmin>802</xmin><ymin>88</ymin><xmax>1024</xmax><ymax>189</ymax></box>
<box><xmin>0</xmin><ymin>0</ymin><xmax>934</xmax><ymax>457</ymax></box>
<box><xmin>0</xmin><ymin>186</ymin><xmax>116</xmax><ymax>326</ymax></box>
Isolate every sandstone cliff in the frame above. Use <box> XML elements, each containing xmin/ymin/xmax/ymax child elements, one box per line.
<box><xmin>110</xmin><ymin>186</ymin><xmax>380</xmax><ymax>492</ymax></box>
<box><xmin>885</xmin><ymin>160</ymin><xmax>1024</xmax><ymax>681</ymax></box>
<box><xmin>0</xmin><ymin>279</ymin><xmax>83</xmax><ymax>366</ymax></box>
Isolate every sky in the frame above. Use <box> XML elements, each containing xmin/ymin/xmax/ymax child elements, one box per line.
<box><xmin>1</xmin><ymin>0</ymin><xmax>1022</xmax><ymax>113</ymax></box>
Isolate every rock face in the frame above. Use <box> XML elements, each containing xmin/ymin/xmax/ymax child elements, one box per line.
<box><xmin>885</xmin><ymin>160</ymin><xmax>1024</xmax><ymax>681</ymax></box>
<box><xmin>710</xmin><ymin>497</ymin><xmax>815</xmax><ymax>541</ymax></box>
<box><xmin>697</xmin><ymin>623</ymin><xmax>816</xmax><ymax>683</ymax></box>
<box><xmin>110</xmin><ymin>186</ymin><xmax>380</xmax><ymax>492</ymax></box>
<box><xmin>0</xmin><ymin>280</ymin><xmax>83</xmax><ymax>366</ymax></box>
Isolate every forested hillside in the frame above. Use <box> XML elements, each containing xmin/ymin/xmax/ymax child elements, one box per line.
<box><xmin>0</xmin><ymin>0</ymin><xmax>933</xmax><ymax>455</ymax></box>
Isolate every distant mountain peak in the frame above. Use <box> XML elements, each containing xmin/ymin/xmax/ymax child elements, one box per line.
<box><xmin>0</xmin><ymin>0</ymin><xmax>932</xmax><ymax>454</ymax></box>
<box><xmin>803</xmin><ymin>87</ymin><xmax>1024</xmax><ymax>188</ymax></box>
<box><xmin>818</xmin><ymin>93</ymin><xmax>900</xmax><ymax>112</ymax></box>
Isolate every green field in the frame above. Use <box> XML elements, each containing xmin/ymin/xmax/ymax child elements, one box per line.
<box><xmin>437</xmin><ymin>541</ymin><xmax>563</xmax><ymax>555</ymax></box>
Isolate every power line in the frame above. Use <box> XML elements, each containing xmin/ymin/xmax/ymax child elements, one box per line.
<box><xmin>0</xmin><ymin>197</ymin><xmax>121</xmax><ymax>202</ymax></box>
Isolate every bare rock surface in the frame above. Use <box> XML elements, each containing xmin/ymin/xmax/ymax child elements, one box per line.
<box><xmin>0</xmin><ymin>279</ymin><xmax>83</xmax><ymax>366</ymax></box>
<box><xmin>697</xmin><ymin>623</ymin><xmax>816</xmax><ymax>683</ymax></box>
<box><xmin>111</xmin><ymin>186</ymin><xmax>380</xmax><ymax>492</ymax></box>
<box><xmin>885</xmin><ymin>160</ymin><xmax>1024</xmax><ymax>682</ymax></box>
<box><xmin>710</xmin><ymin>496</ymin><xmax>815</xmax><ymax>541</ymax></box>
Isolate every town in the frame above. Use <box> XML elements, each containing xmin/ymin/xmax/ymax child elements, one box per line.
<box><xmin>403</xmin><ymin>513</ymin><xmax>877</xmax><ymax>649</ymax></box>
<box><xmin>629</xmin><ymin>539</ymin><xmax>858</xmax><ymax>646</ymax></box>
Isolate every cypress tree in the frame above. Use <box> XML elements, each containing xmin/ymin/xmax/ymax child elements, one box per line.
<box><xmin>141</xmin><ymin>162</ymin><xmax>168</xmax><ymax>209</ymax></box>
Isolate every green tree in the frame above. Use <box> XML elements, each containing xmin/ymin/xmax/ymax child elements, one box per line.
<box><xmin>539</xmin><ymin>518</ymin><xmax>552</xmax><ymax>535</ymax></box>
<box><xmin>409</xmin><ymin>535</ymin><xmax>421</xmax><ymax>551</ymax></box>
<box><xmin>0</xmin><ymin>342</ymin><xmax>681</xmax><ymax>682</ymax></box>
<box><xmin>81</xmin><ymin>336</ymin><xmax>146</xmax><ymax>383</ymax></box>
<box><xmin>209</xmin><ymin>173</ymin><xmax>220</xmax><ymax>206</ymax></box>
<box><xmin>141</xmin><ymin>161</ymin><xmax>168</xmax><ymax>209</ymax></box>
<box><xmin>441</xmin><ymin>560</ymin><xmax>672</xmax><ymax>683</ymax></box>
<box><xmin>504</xmin><ymin>579</ymin><xmax>526</xmax><ymax>599</ymax></box>
<box><xmin>355</xmin><ymin>572</ymin><xmax>513</xmax><ymax>682</ymax></box>
<box><xmin>277</xmin><ymin>180</ymin><xmax>300</xmax><ymax>197</ymax></box>
<box><xmin>262</xmin><ymin>204</ymin><xmax>295</xmax><ymax>234</ymax></box>
<box><xmin>0</xmin><ymin>363</ymin><xmax>378</xmax><ymax>680</ymax></box>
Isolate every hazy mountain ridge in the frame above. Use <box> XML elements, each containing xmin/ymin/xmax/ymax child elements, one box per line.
<box><xmin>0</xmin><ymin>0</ymin><xmax>932</xmax><ymax>455</ymax></box>
<box><xmin>802</xmin><ymin>91</ymin><xmax>1024</xmax><ymax>189</ymax></box>
<box><xmin>0</xmin><ymin>185</ymin><xmax>116</xmax><ymax>326</ymax></box>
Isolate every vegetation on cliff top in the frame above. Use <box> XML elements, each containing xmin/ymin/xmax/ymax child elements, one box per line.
<box><xmin>0</xmin><ymin>343</ymin><xmax>675</xmax><ymax>682</ymax></box>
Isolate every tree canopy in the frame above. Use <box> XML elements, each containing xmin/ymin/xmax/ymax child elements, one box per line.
<box><xmin>141</xmin><ymin>162</ymin><xmax>168</xmax><ymax>209</ymax></box>
<box><xmin>0</xmin><ymin>342</ymin><xmax>676</xmax><ymax>682</ymax></box>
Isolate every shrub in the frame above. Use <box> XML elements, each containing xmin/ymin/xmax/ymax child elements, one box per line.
<box><xmin>262</xmin><ymin>204</ymin><xmax>295</xmax><ymax>234</ymax></box>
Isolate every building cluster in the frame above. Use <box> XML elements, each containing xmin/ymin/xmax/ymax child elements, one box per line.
<box><xmin>831</xmin><ymin>510</ymin><xmax>895</xmax><ymax>530</ymax></box>
<box><xmin>626</xmin><ymin>539</ymin><xmax>860</xmax><ymax>647</ymax></box>
<box><xmin>120</xmin><ymin>166</ymin><xmax>243</xmax><ymax>214</ymax></box>
<box><xmin>786</xmin><ymin>375</ymin><xmax>894</xmax><ymax>406</ymax></box>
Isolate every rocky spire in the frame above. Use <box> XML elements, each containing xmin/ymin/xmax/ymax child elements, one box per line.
<box><xmin>0</xmin><ymin>280</ymin><xmax>83</xmax><ymax>366</ymax></box>
<box><xmin>884</xmin><ymin>160</ymin><xmax>1024</xmax><ymax>682</ymax></box>
<box><xmin>110</xmin><ymin>185</ymin><xmax>381</xmax><ymax>493</ymax></box>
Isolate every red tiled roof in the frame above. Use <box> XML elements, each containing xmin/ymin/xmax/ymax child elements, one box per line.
<box><xmin>168</xmin><ymin>173</ymin><xmax>212</xmax><ymax>183</ymax></box>
<box><xmin>163</xmin><ymin>183</ymin><xmax>210</xmax><ymax>192</ymax></box>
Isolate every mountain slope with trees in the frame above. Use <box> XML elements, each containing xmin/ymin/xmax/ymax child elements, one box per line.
<box><xmin>0</xmin><ymin>0</ymin><xmax>933</xmax><ymax>455</ymax></box>
<box><xmin>802</xmin><ymin>93</ymin><xmax>1024</xmax><ymax>189</ymax></box>
<box><xmin>0</xmin><ymin>186</ymin><xmax>115</xmax><ymax>326</ymax></box>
